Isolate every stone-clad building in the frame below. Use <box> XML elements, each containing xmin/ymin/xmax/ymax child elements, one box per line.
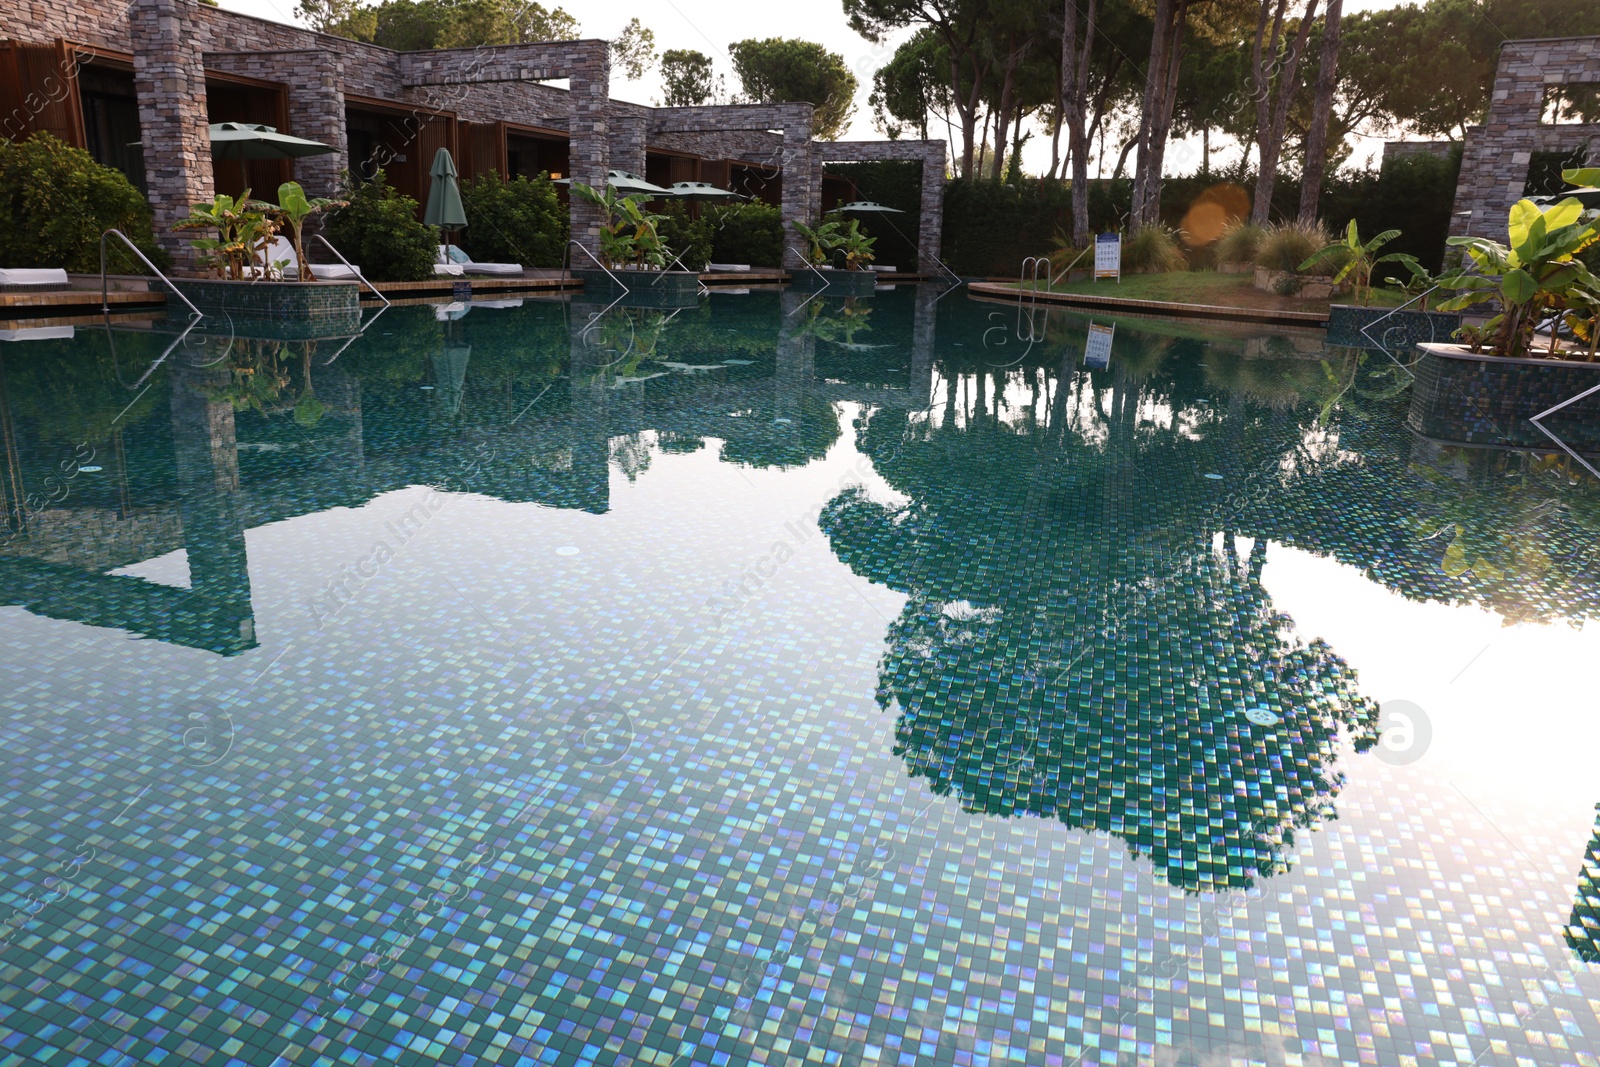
<box><xmin>0</xmin><ymin>0</ymin><xmax>945</xmax><ymax>272</ymax></box>
<box><xmin>1451</xmin><ymin>36</ymin><xmax>1600</xmax><ymax>241</ymax></box>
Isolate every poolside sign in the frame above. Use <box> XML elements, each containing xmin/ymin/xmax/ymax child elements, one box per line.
<box><xmin>1084</xmin><ymin>322</ymin><xmax>1114</xmax><ymax>369</ymax></box>
<box><xmin>1094</xmin><ymin>232</ymin><xmax>1121</xmax><ymax>282</ymax></box>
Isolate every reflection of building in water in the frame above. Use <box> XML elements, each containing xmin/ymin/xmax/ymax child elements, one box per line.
<box><xmin>1568</xmin><ymin>804</ymin><xmax>1600</xmax><ymax>963</ymax></box>
<box><xmin>0</xmin><ymin>292</ymin><xmax>941</xmax><ymax>654</ymax></box>
<box><xmin>0</xmin><ymin>338</ymin><xmax>257</xmax><ymax>655</ymax></box>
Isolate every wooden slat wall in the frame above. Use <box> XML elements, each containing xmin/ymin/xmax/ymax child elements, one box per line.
<box><xmin>460</xmin><ymin>120</ymin><xmax>504</xmax><ymax>182</ymax></box>
<box><xmin>0</xmin><ymin>40</ymin><xmax>86</xmax><ymax>146</ymax></box>
<box><xmin>206</xmin><ymin>79</ymin><xmax>290</xmax><ymax>199</ymax></box>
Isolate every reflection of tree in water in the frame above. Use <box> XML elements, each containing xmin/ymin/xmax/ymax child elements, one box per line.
<box><xmin>717</xmin><ymin>394</ymin><xmax>842</xmax><ymax>470</ymax></box>
<box><xmin>822</xmin><ymin>354</ymin><xmax>1378</xmax><ymax>892</ymax></box>
<box><xmin>1567</xmin><ymin>804</ymin><xmax>1600</xmax><ymax>963</ymax></box>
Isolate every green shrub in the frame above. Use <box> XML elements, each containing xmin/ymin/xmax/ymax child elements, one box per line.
<box><xmin>0</xmin><ymin>132</ymin><xmax>167</xmax><ymax>273</ymax></box>
<box><xmin>1256</xmin><ymin>220</ymin><xmax>1329</xmax><ymax>273</ymax></box>
<box><xmin>324</xmin><ymin>170</ymin><xmax>438</xmax><ymax>281</ymax></box>
<box><xmin>656</xmin><ymin>201</ymin><xmax>713</xmax><ymax>271</ymax></box>
<box><xmin>1124</xmin><ymin>224</ymin><xmax>1187</xmax><ymax>274</ymax></box>
<box><xmin>704</xmin><ymin>200</ymin><xmax>784</xmax><ymax>267</ymax></box>
<box><xmin>458</xmin><ymin>170</ymin><xmax>566</xmax><ymax>268</ymax></box>
<box><xmin>1213</xmin><ymin>221</ymin><xmax>1267</xmax><ymax>266</ymax></box>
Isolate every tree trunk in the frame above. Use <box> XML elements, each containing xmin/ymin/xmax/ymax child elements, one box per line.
<box><xmin>1141</xmin><ymin>0</ymin><xmax>1190</xmax><ymax>226</ymax></box>
<box><xmin>1297</xmin><ymin>0</ymin><xmax>1343</xmax><ymax>222</ymax></box>
<box><xmin>1061</xmin><ymin>0</ymin><xmax>1101</xmax><ymax>243</ymax></box>
<box><xmin>1251</xmin><ymin>0</ymin><xmax>1321</xmax><ymax>224</ymax></box>
<box><xmin>1130</xmin><ymin>0</ymin><xmax>1175</xmax><ymax>225</ymax></box>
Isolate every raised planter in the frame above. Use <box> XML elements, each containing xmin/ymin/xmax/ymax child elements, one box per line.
<box><xmin>1253</xmin><ymin>266</ymin><xmax>1338</xmax><ymax>300</ymax></box>
<box><xmin>573</xmin><ymin>268</ymin><xmax>700</xmax><ymax>308</ymax></box>
<box><xmin>171</xmin><ymin>278</ymin><xmax>361</xmax><ymax>338</ymax></box>
<box><xmin>1408</xmin><ymin>342</ymin><xmax>1600</xmax><ymax>452</ymax></box>
<box><xmin>791</xmin><ymin>267</ymin><xmax>878</xmax><ymax>296</ymax></box>
<box><xmin>1326</xmin><ymin>303</ymin><xmax>1461</xmax><ymax>350</ymax></box>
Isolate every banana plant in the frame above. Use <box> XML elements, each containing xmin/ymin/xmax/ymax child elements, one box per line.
<box><xmin>838</xmin><ymin>219</ymin><xmax>877</xmax><ymax>271</ymax></box>
<box><xmin>271</xmin><ymin>181</ymin><xmax>346</xmax><ymax>282</ymax></box>
<box><xmin>1383</xmin><ymin>256</ymin><xmax>1440</xmax><ymax>310</ymax></box>
<box><xmin>1299</xmin><ymin>220</ymin><xmax>1405</xmax><ymax>305</ymax></box>
<box><xmin>175</xmin><ymin>190</ymin><xmax>279</xmax><ymax>280</ymax></box>
<box><xmin>793</xmin><ymin>219</ymin><xmax>844</xmax><ymax>266</ymax></box>
<box><xmin>1437</xmin><ymin>191</ymin><xmax>1600</xmax><ymax>358</ymax></box>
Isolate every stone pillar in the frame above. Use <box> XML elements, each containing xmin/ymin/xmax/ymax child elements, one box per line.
<box><xmin>289</xmin><ymin>52</ymin><xmax>347</xmax><ymax>199</ymax></box>
<box><xmin>918</xmin><ymin>145</ymin><xmax>947</xmax><ymax>275</ymax></box>
<box><xmin>780</xmin><ymin>108</ymin><xmax>816</xmax><ymax>271</ymax></box>
<box><xmin>130</xmin><ymin>0</ymin><xmax>214</xmax><ymax>274</ymax></box>
<box><xmin>611</xmin><ymin>112</ymin><xmax>646</xmax><ymax>178</ymax></box>
<box><xmin>568</xmin><ymin>44</ymin><xmax>613</xmax><ymax>264</ymax></box>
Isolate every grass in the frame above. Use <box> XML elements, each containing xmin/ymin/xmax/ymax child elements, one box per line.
<box><xmin>1005</xmin><ymin>269</ymin><xmax>1409</xmax><ymax>313</ymax></box>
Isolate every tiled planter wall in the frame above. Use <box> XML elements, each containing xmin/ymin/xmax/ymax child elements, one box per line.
<box><xmin>1407</xmin><ymin>344</ymin><xmax>1600</xmax><ymax>452</ymax></box>
<box><xmin>1326</xmin><ymin>305</ymin><xmax>1462</xmax><ymax>350</ymax></box>
<box><xmin>172</xmin><ymin>279</ymin><xmax>362</xmax><ymax>338</ymax></box>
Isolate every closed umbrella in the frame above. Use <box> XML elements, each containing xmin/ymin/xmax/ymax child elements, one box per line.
<box><xmin>425</xmin><ymin>148</ymin><xmax>468</xmax><ymax>257</ymax></box>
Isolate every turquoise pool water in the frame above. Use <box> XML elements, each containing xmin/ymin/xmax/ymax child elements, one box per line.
<box><xmin>1</xmin><ymin>286</ymin><xmax>1598</xmax><ymax>1066</ymax></box>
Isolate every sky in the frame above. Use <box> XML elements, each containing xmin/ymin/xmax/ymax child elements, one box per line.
<box><xmin>218</xmin><ymin>0</ymin><xmax>1426</xmax><ymax>173</ymax></box>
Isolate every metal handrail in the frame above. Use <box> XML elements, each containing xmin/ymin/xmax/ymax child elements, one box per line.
<box><xmin>312</xmin><ymin>235</ymin><xmax>389</xmax><ymax>307</ymax></box>
<box><xmin>1356</xmin><ymin>284</ymin><xmax>1444</xmax><ymax>378</ymax></box>
<box><xmin>1020</xmin><ymin>256</ymin><xmax>1053</xmax><ymax>292</ymax></box>
<box><xmin>102</xmin><ymin>312</ymin><xmax>202</xmax><ymax>391</ymax></box>
<box><xmin>101</xmin><ymin>229</ymin><xmax>202</xmax><ymax>318</ymax></box>
<box><xmin>566</xmin><ymin>239</ymin><xmax>630</xmax><ymax>293</ymax></box>
<box><xmin>1530</xmin><ymin>380</ymin><xmax>1600</xmax><ymax>481</ymax></box>
<box><xmin>655</xmin><ymin>250</ymin><xmax>710</xmax><ymax>296</ymax></box>
<box><xmin>323</xmin><ymin>303</ymin><xmax>389</xmax><ymax>365</ymax></box>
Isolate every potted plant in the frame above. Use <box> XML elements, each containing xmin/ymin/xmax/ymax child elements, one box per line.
<box><xmin>793</xmin><ymin>218</ymin><xmax>877</xmax><ymax>294</ymax></box>
<box><xmin>1406</xmin><ymin>169</ymin><xmax>1600</xmax><ymax>451</ymax></box>
<box><xmin>571</xmin><ymin>181</ymin><xmax>698</xmax><ymax>305</ymax></box>
<box><xmin>268</xmin><ymin>181</ymin><xmax>346</xmax><ymax>283</ymax></box>
<box><xmin>1315</xmin><ymin>223</ymin><xmax>1463</xmax><ymax>348</ymax></box>
<box><xmin>175</xmin><ymin>190</ymin><xmax>279</xmax><ymax>280</ymax></box>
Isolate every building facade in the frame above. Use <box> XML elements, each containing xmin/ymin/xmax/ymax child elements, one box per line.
<box><xmin>1450</xmin><ymin>36</ymin><xmax>1600</xmax><ymax>241</ymax></box>
<box><xmin>0</xmin><ymin>0</ymin><xmax>946</xmax><ymax>272</ymax></box>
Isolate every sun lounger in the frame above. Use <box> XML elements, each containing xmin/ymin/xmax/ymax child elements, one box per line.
<box><xmin>0</xmin><ymin>268</ymin><xmax>71</xmax><ymax>292</ymax></box>
<box><xmin>0</xmin><ymin>325</ymin><xmax>74</xmax><ymax>341</ymax></box>
<box><xmin>441</xmin><ymin>245</ymin><xmax>522</xmax><ymax>276</ymax></box>
<box><xmin>707</xmin><ymin>263</ymin><xmax>752</xmax><ymax>273</ymax></box>
<box><xmin>267</xmin><ymin>238</ymin><xmax>363</xmax><ymax>281</ymax></box>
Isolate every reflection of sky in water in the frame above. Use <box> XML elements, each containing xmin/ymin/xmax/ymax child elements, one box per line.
<box><xmin>0</xmin><ymin>289</ymin><xmax>1597</xmax><ymax>1065</ymax></box>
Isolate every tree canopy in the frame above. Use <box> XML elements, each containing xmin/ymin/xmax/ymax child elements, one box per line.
<box><xmin>728</xmin><ymin>37</ymin><xmax>860</xmax><ymax>140</ymax></box>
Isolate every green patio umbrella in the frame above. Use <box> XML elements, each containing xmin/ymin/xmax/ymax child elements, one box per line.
<box><xmin>425</xmin><ymin>148</ymin><xmax>468</xmax><ymax>256</ymax></box>
<box><xmin>206</xmin><ymin>122</ymin><xmax>336</xmax><ymax>161</ymax></box>
<box><xmin>835</xmin><ymin>200</ymin><xmax>905</xmax><ymax>214</ymax></box>
<box><xmin>133</xmin><ymin>123</ymin><xmax>337</xmax><ymax>160</ymax></box>
<box><xmin>663</xmin><ymin>181</ymin><xmax>742</xmax><ymax>201</ymax></box>
<box><xmin>554</xmin><ymin>170</ymin><xmax>672</xmax><ymax>198</ymax></box>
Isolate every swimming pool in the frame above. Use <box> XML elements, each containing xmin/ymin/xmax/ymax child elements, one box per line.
<box><xmin>1</xmin><ymin>286</ymin><xmax>1597</xmax><ymax>1066</ymax></box>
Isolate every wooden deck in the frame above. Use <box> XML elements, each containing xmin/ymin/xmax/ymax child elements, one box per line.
<box><xmin>0</xmin><ymin>271</ymin><xmax>934</xmax><ymax>317</ymax></box>
<box><xmin>966</xmin><ymin>281</ymin><xmax>1332</xmax><ymax>328</ymax></box>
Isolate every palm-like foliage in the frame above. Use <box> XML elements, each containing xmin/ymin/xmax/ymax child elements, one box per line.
<box><xmin>174</xmin><ymin>190</ymin><xmax>279</xmax><ymax>280</ymax></box>
<box><xmin>1300</xmin><ymin>220</ymin><xmax>1406</xmax><ymax>305</ymax></box>
<box><xmin>1437</xmin><ymin>188</ymin><xmax>1600</xmax><ymax>358</ymax></box>
<box><xmin>270</xmin><ymin>181</ymin><xmax>346</xmax><ymax>281</ymax></box>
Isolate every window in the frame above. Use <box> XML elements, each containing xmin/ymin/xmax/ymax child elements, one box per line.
<box><xmin>1540</xmin><ymin>84</ymin><xmax>1600</xmax><ymax>125</ymax></box>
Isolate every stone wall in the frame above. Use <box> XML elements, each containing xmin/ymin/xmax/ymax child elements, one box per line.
<box><xmin>1450</xmin><ymin>36</ymin><xmax>1600</xmax><ymax>243</ymax></box>
<box><xmin>817</xmin><ymin>140</ymin><xmax>947</xmax><ymax>274</ymax></box>
<box><xmin>205</xmin><ymin>50</ymin><xmax>347</xmax><ymax>198</ymax></box>
<box><xmin>653</xmin><ymin>104</ymin><xmax>818</xmax><ymax>269</ymax></box>
<box><xmin>130</xmin><ymin>0</ymin><xmax>213</xmax><ymax>271</ymax></box>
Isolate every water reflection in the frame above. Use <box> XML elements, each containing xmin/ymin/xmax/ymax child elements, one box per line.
<box><xmin>822</xmin><ymin>327</ymin><xmax>1382</xmax><ymax>890</ymax></box>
